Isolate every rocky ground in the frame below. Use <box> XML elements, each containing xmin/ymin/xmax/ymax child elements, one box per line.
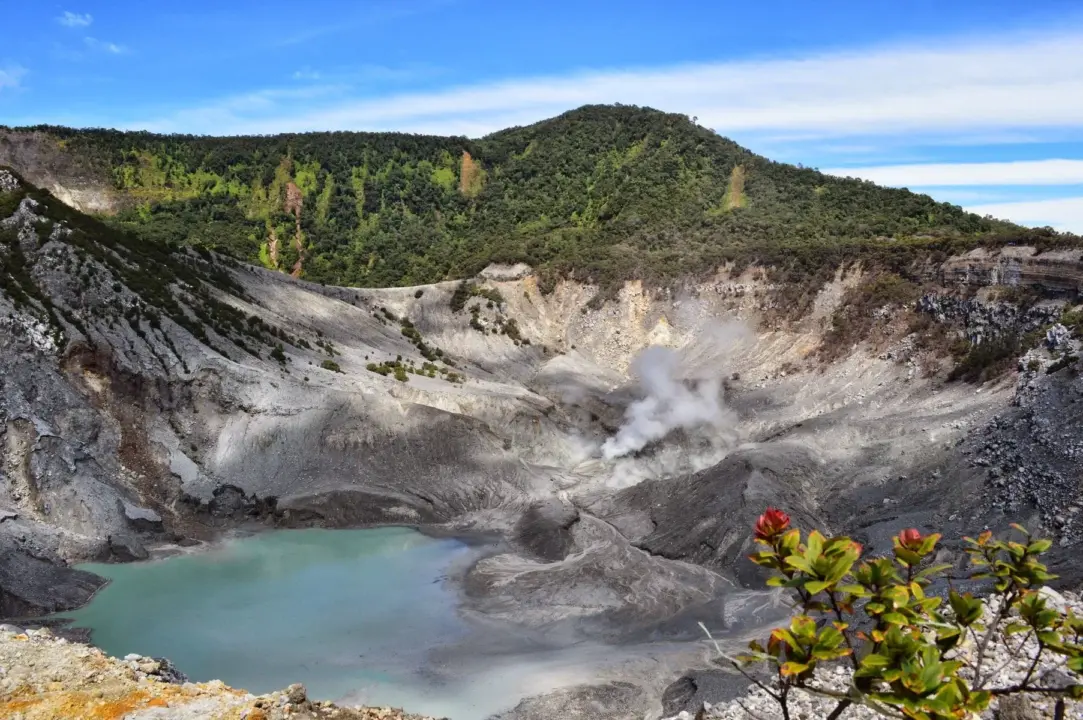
<box><xmin>4</xmin><ymin>167</ymin><xmax>1083</xmax><ymax>718</ymax></box>
<box><xmin>664</xmin><ymin>589</ymin><xmax>1083</xmax><ymax>720</ymax></box>
<box><xmin>0</xmin><ymin>624</ymin><xmax>441</xmax><ymax>720</ymax></box>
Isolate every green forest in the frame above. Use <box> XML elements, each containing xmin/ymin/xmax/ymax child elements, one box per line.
<box><xmin>8</xmin><ymin>105</ymin><xmax>1076</xmax><ymax>289</ymax></box>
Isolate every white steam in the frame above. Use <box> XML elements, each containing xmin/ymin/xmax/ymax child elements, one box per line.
<box><xmin>600</xmin><ymin>349</ymin><xmax>722</xmax><ymax>460</ymax></box>
<box><xmin>601</xmin><ymin>319</ymin><xmax>749</xmax><ymax>461</ymax></box>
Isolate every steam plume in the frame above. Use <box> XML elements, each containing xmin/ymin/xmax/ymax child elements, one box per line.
<box><xmin>600</xmin><ymin>348</ymin><xmax>721</xmax><ymax>459</ymax></box>
<box><xmin>601</xmin><ymin>320</ymin><xmax>749</xmax><ymax>460</ymax></box>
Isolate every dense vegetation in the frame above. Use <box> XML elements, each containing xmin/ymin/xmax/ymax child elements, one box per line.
<box><xmin>10</xmin><ymin>105</ymin><xmax>1077</xmax><ymax>291</ymax></box>
<box><xmin>0</xmin><ymin>168</ymin><xmax>326</xmax><ymax>365</ymax></box>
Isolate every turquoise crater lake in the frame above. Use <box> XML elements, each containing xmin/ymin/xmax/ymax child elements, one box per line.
<box><xmin>66</xmin><ymin>527</ymin><xmax>481</xmax><ymax>715</ymax></box>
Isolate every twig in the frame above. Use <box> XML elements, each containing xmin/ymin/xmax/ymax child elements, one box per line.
<box><xmin>828</xmin><ymin>592</ymin><xmax>861</xmax><ymax>671</ymax></box>
<box><xmin>972</xmin><ymin>597</ymin><xmax>1011</xmax><ymax>687</ymax></box>
<box><xmin>1019</xmin><ymin>639</ymin><xmax>1045</xmax><ymax>689</ymax></box>
<box><xmin>699</xmin><ymin>622</ymin><xmax>782</xmax><ymax>703</ymax></box>
<box><xmin>974</xmin><ymin>630</ymin><xmax>1032</xmax><ymax>690</ymax></box>
<box><xmin>825</xmin><ymin>699</ymin><xmax>852</xmax><ymax>720</ymax></box>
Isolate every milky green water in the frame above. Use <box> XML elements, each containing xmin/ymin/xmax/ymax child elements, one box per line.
<box><xmin>66</xmin><ymin>528</ymin><xmax>478</xmax><ymax>713</ymax></box>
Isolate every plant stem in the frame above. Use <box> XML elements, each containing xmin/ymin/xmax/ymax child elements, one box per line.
<box><xmin>1019</xmin><ymin>639</ymin><xmax>1044</xmax><ymax>689</ymax></box>
<box><xmin>828</xmin><ymin>592</ymin><xmax>861</xmax><ymax>670</ymax></box>
<box><xmin>973</xmin><ymin>595</ymin><xmax>1010</xmax><ymax>687</ymax></box>
<box><xmin>826</xmin><ymin>699</ymin><xmax>852</xmax><ymax>719</ymax></box>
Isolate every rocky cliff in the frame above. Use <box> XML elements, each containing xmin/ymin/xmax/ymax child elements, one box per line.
<box><xmin>3</xmin><ymin>165</ymin><xmax>1083</xmax><ymax>719</ymax></box>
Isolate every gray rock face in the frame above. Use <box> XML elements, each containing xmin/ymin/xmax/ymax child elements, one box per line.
<box><xmin>488</xmin><ymin>681</ymin><xmax>649</xmax><ymax>720</ymax></box>
<box><xmin>603</xmin><ymin>443</ymin><xmax>824</xmax><ymax>580</ymax></box>
<box><xmin>966</xmin><ymin>361</ymin><xmax>1083</xmax><ymax>560</ymax></box>
<box><xmin>1046</xmin><ymin>323</ymin><xmax>1072</xmax><ymax>351</ymax></box>
<box><xmin>0</xmin><ymin>169</ymin><xmax>18</xmax><ymax>193</ymax></box>
<box><xmin>514</xmin><ymin>498</ymin><xmax>580</xmax><ymax>561</ymax></box>
<box><xmin>0</xmin><ymin>534</ymin><xmax>105</xmax><ymax>617</ymax></box>
<box><xmin>5</xmin><ymin>173</ymin><xmax>1083</xmax><ymax>717</ymax></box>
<box><xmin>918</xmin><ymin>294</ymin><xmax>1061</xmax><ymax>346</ymax></box>
<box><xmin>108</xmin><ymin>534</ymin><xmax>149</xmax><ymax>561</ymax></box>
<box><xmin>661</xmin><ymin>670</ymin><xmax>747</xmax><ymax>717</ymax></box>
<box><xmin>120</xmin><ymin>501</ymin><xmax>163</xmax><ymax>532</ymax></box>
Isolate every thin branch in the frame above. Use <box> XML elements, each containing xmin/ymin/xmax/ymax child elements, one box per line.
<box><xmin>699</xmin><ymin>622</ymin><xmax>782</xmax><ymax>703</ymax></box>
<box><xmin>800</xmin><ymin>684</ymin><xmax>905</xmax><ymax>719</ymax></box>
<box><xmin>777</xmin><ymin>667</ymin><xmax>792</xmax><ymax>720</ymax></box>
<box><xmin>825</xmin><ymin>699</ymin><xmax>852</xmax><ymax>720</ymax></box>
<box><xmin>827</xmin><ymin>592</ymin><xmax>861</xmax><ymax>671</ymax></box>
<box><xmin>974</xmin><ymin>630</ymin><xmax>1033</xmax><ymax>690</ymax></box>
<box><xmin>989</xmin><ymin>684</ymin><xmax>1080</xmax><ymax>696</ymax></box>
<box><xmin>972</xmin><ymin>597</ymin><xmax>1011</xmax><ymax>686</ymax></box>
<box><xmin>1019</xmin><ymin>639</ymin><xmax>1045</xmax><ymax>689</ymax></box>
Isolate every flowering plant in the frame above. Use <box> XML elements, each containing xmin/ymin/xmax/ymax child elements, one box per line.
<box><xmin>709</xmin><ymin>511</ymin><xmax>1083</xmax><ymax>719</ymax></box>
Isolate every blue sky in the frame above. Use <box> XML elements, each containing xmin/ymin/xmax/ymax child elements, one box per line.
<box><xmin>2</xmin><ymin>0</ymin><xmax>1083</xmax><ymax>231</ymax></box>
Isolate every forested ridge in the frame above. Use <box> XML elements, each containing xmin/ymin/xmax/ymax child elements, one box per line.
<box><xmin>5</xmin><ymin>105</ymin><xmax>1075</xmax><ymax>290</ymax></box>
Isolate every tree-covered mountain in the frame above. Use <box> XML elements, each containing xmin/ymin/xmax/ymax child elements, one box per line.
<box><xmin>2</xmin><ymin>105</ymin><xmax>1072</xmax><ymax>290</ymax></box>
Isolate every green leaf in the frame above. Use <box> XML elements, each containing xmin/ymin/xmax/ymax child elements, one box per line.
<box><xmin>914</xmin><ymin>563</ymin><xmax>952</xmax><ymax>581</ymax></box>
<box><xmin>1027</xmin><ymin>538</ymin><xmax>1053</xmax><ymax>554</ymax></box>
<box><xmin>784</xmin><ymin>555</ymin><xmax>813</xmax><ymax>573</ymax></box>
<box><xmin>860</xmin><ymin>653</ymin><xmax>891</xmax><ymax>668</ymax></box>
<box><xmin>806</xmin><ymin>530</ymin><xmax>825</xmax><ymax>561</ymax></box>
<box><xmin>780</xmin><ymin>661</ymin><xmax>810</xmax><ymax>677</ymax></box>
<box><xmin>882</xmin><ymin>612</ymin><xmax>909</xmax><ymax>625</ymax></box>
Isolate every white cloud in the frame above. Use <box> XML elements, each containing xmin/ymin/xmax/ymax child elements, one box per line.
<box><xmin>84</xmin><ymin>37</ymin><xmax>127</xmax><ymax>54</ymax></box>
<box><xmin>136</xmin><ymin>27</ymin><xmax>1083</xmax><ymax>137</ymax></box>
<box><xmin>966</xmin><ymin>197</ymin><xmax>1083</xmax><ymax>233</ymax></box>
<box><xmin>823</xmin><ymin>159</ymin><xmax>1083</xmax><ymax>187</ymax></box>
<box><xmin>0</xmin><ymin>65</ymin><xmax>26</xmax><ymax>92</ymax></box>
<box><xmin>58</xmin><ymin>11</ymin><xmax>93</xmax><ymax>28</ymax></box>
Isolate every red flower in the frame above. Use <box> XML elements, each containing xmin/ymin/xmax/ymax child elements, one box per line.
<box><xmin>755</xmin><ymin>508</ymin><xmax>791</xmax><ymax>541</ymax></box>
<box><xmin>898</xmin><ymin>528</ymin><xmax>923</xmax><ymax>550</ymax></box>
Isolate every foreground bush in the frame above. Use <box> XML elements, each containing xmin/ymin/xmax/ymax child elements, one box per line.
<box><xmin>712</xmin><ymin>510</ymin><xmax>1082</xmax><ymax>719</ymax></box>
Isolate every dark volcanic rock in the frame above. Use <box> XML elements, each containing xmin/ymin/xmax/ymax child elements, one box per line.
<box><xmin>661</xmin><ymin>670</ymin><xmax>747</xmax><ymax>716</ymax></box>
<box><xmin>514</xmin><ymin>498</ymin><xmax>580</xmax><ymax>561</ymax></box>
<box><xmin>488</xmin><ymin>681</ymin><xmax>648</xmax><ymax>720</ymax></box>
<box><xmin>660</xmin><ymin>675</ymin><xmax>698</xmax><ymax>715</ymax></box>
<box><xmin>604</xmin><ymin>443</ymin><xmax>823</xmax><ymax>584</ymax></box>
<box><xmin>108</xmin><ymin>534</ymin><xmax>149</xmax><ymax>561</ymax></box>
<box><xmin>0</xmin><ymin>537</ymin><xmax>105</xmax><ymax>618</ymax></box>
<box><xmin>119</xmin><ymin>500</ymin><xmax>164</xmax><ymax>532</ymax></box>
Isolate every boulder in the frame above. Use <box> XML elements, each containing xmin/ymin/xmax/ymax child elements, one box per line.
<box><xmin>285</xmin><ymin>683</ymin><xmax>307</xmax><ymax>704</ymax></box>
<box><xmin>108</xmin><ymin>534</ymin><xmax>149</xmax><ymax>561</ymax></box>
<box><xmin>120</xmin><ymin>501</ymin><xmax>163</xmax><ymax>532</ymax></box>
<box><xmin>997</xmin><ymin>696</ymin><xmax>1042</xmax><ymax>720</ymax></box>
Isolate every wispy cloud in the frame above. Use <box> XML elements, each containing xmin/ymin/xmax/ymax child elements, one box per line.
<box><xmin>967</xmin><ymin>197</ymin><xmax>1083</xmax><ymax>233</ymax></box>
<box><xmin>0</xmin><ymin>65</ymin><xmax>27</xmax><ymax>92</ymax></box>
<box><xmin>291</xmin><ymin>69</ymin><xmax>321</xmax><ymax>81</ymax></box>
<box><xmin>275</xmin><ymin>0</ymin><xmax>455</xmax><ymax>47</ymax></box>
<box><xmin>136</xmin><ymin>27</ymin><xmax>1083</xmax><ymax>138</ymax></box>
<box><xmin>824</xmin><ymin>160</ymin><xmax>1083</xmax><ymax>187</ymax></box>
<box><xmin>58</xmin><ymin>11</ymin><xmax>93</xmax><ymax>28</ymax></box>
<box><xmin>84</xmin><ymin>37</ymin><xmax>128</xmax><ymax>55</ymax></box>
